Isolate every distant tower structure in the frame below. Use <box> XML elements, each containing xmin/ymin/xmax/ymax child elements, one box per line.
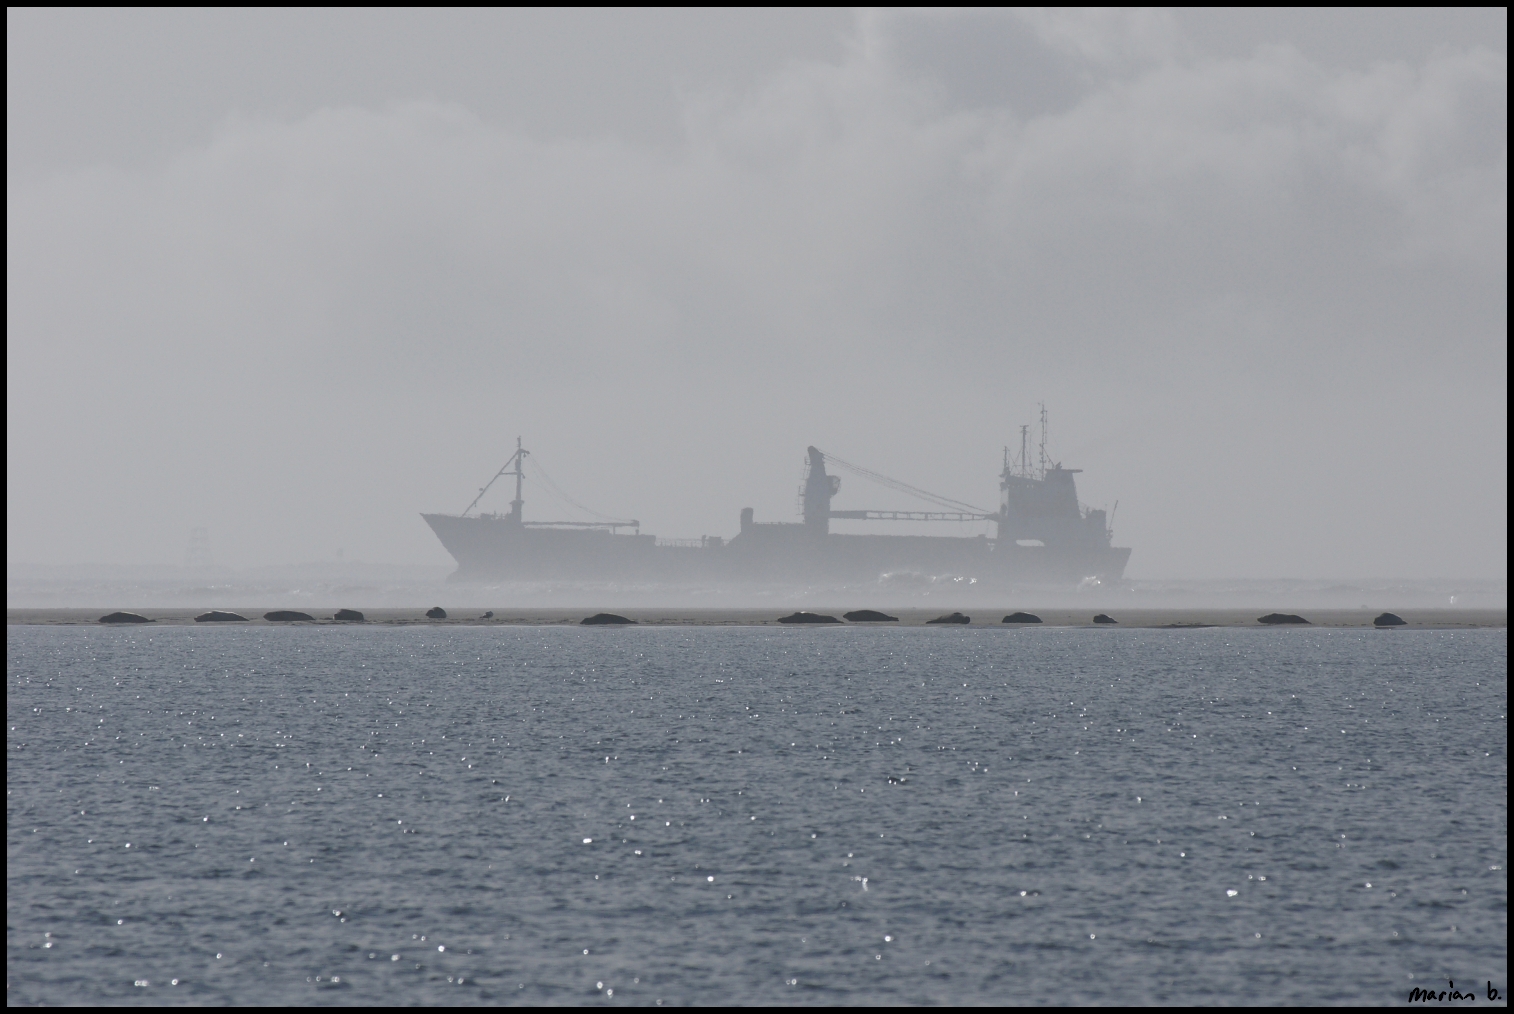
<box><xmin>1037</xmin><ymin>402</ymin><xmax>1049</xmax><ymax>478</ymax></box>
<box><xmin>185</xmin><ymin>527</ymin><xmax>212</xmax><ymax>568</ymax></box>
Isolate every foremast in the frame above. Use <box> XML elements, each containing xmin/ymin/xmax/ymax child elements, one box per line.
<box><xmin>463</xmin><ymin>437</ymin><xmax>527</xmax><ymax>522</ymax></box>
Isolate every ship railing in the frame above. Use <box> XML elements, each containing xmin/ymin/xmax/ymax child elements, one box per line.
<box><xmin>655</xmin><ymin>537</ymin><xmax>723</xmax><ymax>549</ymax></box>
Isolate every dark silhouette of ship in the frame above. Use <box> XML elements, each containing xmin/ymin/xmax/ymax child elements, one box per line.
<box><xmin>422</xmin><ymin>409</ymin><xmax>1130</xmax><ymax>585</ymax></box>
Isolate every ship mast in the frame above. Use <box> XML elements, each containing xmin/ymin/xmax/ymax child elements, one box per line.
<box><xmin>456</xmin><ymin>440</ymin><xmax>638</xmax><ymax>529</ymax></box>
<box><xmin>461</xmin><ymin>438</ymin><xmax>529</xmax><ymax>519</ymax></box>
<box><xmin>510</xmin><ymin>436</ymin><xmax>526</xmax><ymax>523</ymax></box>
<box><xmin>1037</xmin><ymin>403</ymin><xmax>1049</xmax><ymax>478</ymax></box>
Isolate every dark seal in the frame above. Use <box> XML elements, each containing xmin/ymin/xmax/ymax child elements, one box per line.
<box><xmin>1002</xmin><ymin>612</ymin><xmax>1042</xmax><ymax>624</ymax></box>
<box><xmin>1257</xmin><ymin>613</ymin><xmax>1310</xmax><ymax>625</ymax></box>
<box><xmin>581</xmin><ymin>613</ymin><xmax>636</xmax><ymax>625</ymax></box>
<box><xmin>264</xmin><ymin>610</ymin><xmax>316</xmax><ymax>622</ymax></box>
<box><xmin>777</xmin><ymin>612</ymin><xmax>842</xmax><ymax>624</ymax></box>
<box><xmin>1373</xmin><ymin>612</ymin><xmax>1407</xmax><ymax>627</ymax></box>
<box><xmin>927</xmin><ymin>612</ymin><xmax>971</xmax><ymax>625</ymax></box>
<box><xmin>425</xmin><ymin>607</ymin><xmax>447</xmax><ymax>619</ymax></box>
<box><xmin>1092</xmin><ymin>614</ymin><xmax>1118</xmax><ymax>624</ymax></box>
<box><xmin>843</xmin><ymin>610</ymin><xmax>899</xmax><ymax>622</ymax></box>
<box><xmin>333</xmin><ymin>609</ymin><xmax>365</xmax><ymax>622</ymax></box>
<box><xmin>99</xmin><ymin>611</ymin><xmax>153</xmax><ymax>624</ymax></box>
<box><xmin>194</xmin><ymin>611</ymin><xmax>248</xmax><ymax>622</ymax></box>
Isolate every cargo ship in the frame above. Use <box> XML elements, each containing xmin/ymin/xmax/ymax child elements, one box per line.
<box><xmin>422</xmin><ymin>411</ymin><xmax>1131</xmax><ymax>585</ymax></box>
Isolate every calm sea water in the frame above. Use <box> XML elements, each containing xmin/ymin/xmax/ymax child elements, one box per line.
<box><xmin>7</xmin><ymin>625</ymin><xmax>1506</xmax><ymax>1005</ymax></box>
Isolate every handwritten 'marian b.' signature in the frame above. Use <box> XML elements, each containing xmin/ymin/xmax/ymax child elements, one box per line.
<box><xmin>1408</xmin><ymin>981</ymin><xmax>1502</xmax><ymax>1003</ymax></box>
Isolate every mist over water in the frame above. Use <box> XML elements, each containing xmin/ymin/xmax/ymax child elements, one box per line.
<box><xmin>7</xmin><ymin>624</ymin><xmax>1505</xmax><ymax>1004</ymax></box>
<box><xmin>6</xmin><ymin>561</ymin><xmax>1506</xmax><ymax>614</ymax></box>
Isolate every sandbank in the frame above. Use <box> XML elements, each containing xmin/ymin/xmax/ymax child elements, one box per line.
<box><xmin>6</xmin><ymin>607</ymin><xmax>1505</xmax><ymax>629</ymax></box>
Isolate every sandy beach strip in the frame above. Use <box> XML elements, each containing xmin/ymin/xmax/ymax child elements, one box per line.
<box><xmin>7</xmin><ymin>607</ymin><xmax>1506</xmax><ymax>628</ymax></box>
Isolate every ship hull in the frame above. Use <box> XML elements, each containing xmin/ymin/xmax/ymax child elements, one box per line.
<box><xmin>422</xmin><ymin>514</ymin><xmax>1131</xmax><ymax>585</ymax></box>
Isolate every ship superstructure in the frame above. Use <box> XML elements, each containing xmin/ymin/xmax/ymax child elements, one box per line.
<box><xmin>422</xmin><ymin>411</ymin><xmax>1130</xmax><ymax>584</ymax></box>
<box><xmin>995</xmin><ymin>406</ymin><xmax>1117</xmax><ymax>555</ymax></box>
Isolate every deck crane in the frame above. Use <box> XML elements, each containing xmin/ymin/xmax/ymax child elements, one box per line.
<box><xmin>804</xmin><ymin>447</ymin><xmax>998</xmax><ymax>526</ymax></box>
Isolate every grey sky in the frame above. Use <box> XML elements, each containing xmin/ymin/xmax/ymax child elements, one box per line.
<box><xmin>7</xmin><ymin>8</ymin><xmax>1506</xmax><ymax>578</ymax></box>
